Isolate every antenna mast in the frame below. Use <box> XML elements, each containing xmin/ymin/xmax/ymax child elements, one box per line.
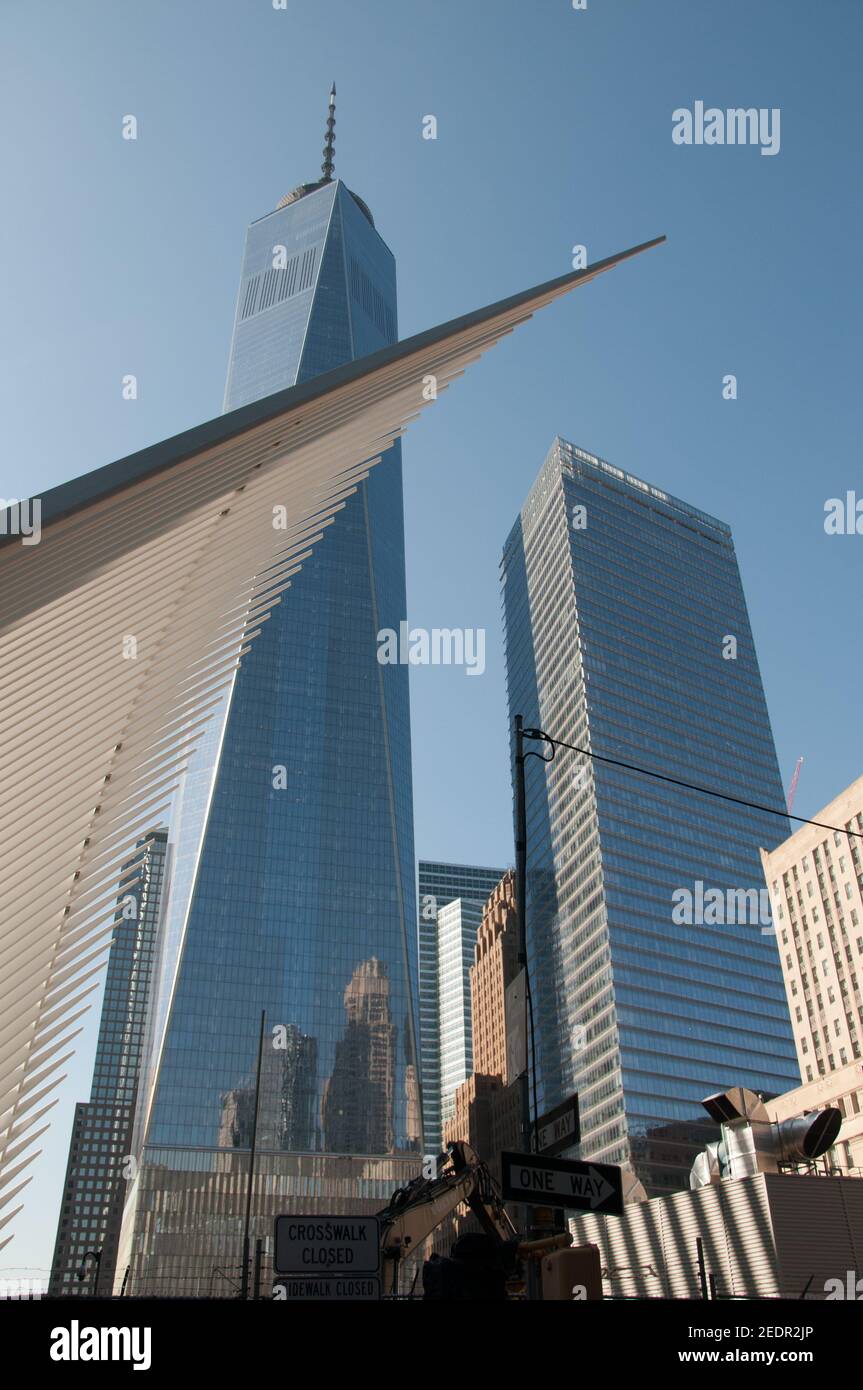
<box><xmin>321</xmin><ymin>82</ymin><xmax>336</xmax><ymax>182</ymax></box>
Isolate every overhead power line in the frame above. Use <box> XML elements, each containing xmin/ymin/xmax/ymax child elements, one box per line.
<box><xmin>521</xmin><ymin>730</ymin><xmax>863</xmax><ymax>842</ymax></box>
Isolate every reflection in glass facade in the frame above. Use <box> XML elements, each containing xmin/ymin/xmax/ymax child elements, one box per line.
<box><xmin>501</xmin><ymin>438</ymin><xmax>799</xmax><ymax>1196</ymax></box>
<box><xmin>118</xmin><ymin>179</ymin><xmax>421</xmax><ymax>1294</ymax></box>
<box><xmin>417</xmin><ymin>862</ymin><xmax>504</xmax><ymax>1152</ymax></box>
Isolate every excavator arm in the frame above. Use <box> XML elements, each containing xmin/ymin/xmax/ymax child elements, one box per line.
<box><xmin>376</xmin><ymin>1141</ymin><xmax>540</xmax><ymax>1295</ymax></box>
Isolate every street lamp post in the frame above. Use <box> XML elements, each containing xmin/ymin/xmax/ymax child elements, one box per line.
<box><xmin>514</xmin><ymin>715</ymin><xmax>533</xmax><ymax>1156</ymax></box>
<box><xmin>240</xmin><ymin>1009</ymin><xmax>267</xmax><ymax>1300</ymax></box>
<box><xmin>513</xmin><ymin>717</ymin><xmax>556</xmax><ymax>1158</ymax></box>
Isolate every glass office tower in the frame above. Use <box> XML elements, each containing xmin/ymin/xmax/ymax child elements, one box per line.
<box><xmin>49</xmin><ymin>832</ymin><xmax>168</xmax><ymax>1296</ymax></box>
<box><xmin>501</xmin><ymin>438</ymin><xmax>799</xmax><ymax>1195</ymax></box>
<box><xmin>417</xmin><ymin>861</ymin><xmax>504</xmax><ymax>1152</ymax></box>
<box><xmin>437</xmin><ymin>898</ymin><xmax>485</xmax><ymax>1129</ymax></box>
<box><xmin>118</xmin><ymin>170</ymin><xmax>421</xmax><ymax>1294</ymax></box>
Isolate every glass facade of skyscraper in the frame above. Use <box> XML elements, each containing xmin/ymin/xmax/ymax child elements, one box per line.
<box><xmin>437</xmin><ymin>898</ymin><xmax>485</xmax><ymax>1128</ymax></box>
<box><xmin>417</xmin><ymin>861</ymin><xmax>505</xmax><ymax>1153</ymax></box>
<box><xmin>118</xmin><ymin>179</ymin><xmax>421</xmax><ymax>1293</ymax></box>
<box><xmin>49</xmin><ymin>831</ymin><xmax>168</xmax><ymax>1296</ymax></box>
<box><xmin>502</xmin><ymin>437</ymin><xmax>799</xmax><ymax>1195</ymax></box>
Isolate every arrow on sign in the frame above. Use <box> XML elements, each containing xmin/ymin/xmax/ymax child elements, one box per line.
<box><xmin>583</xmin><ymin>1168</ymin><xmax>613</xmax><ymax>1209</ymax></box>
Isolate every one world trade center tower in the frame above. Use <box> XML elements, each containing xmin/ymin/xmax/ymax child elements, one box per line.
<box><xmin>118</xmin><ymin>89</ymin><xmax>421</xmax><ymax>1295</ymax></box>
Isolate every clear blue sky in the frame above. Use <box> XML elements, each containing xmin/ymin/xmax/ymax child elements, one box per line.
<box><xmin>2</xmin><ymin>0</ymin><xmax>861</xmax><ymax>1282</ymax></box>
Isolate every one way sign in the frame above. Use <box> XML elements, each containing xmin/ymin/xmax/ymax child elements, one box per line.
<box><xmin>500</xmin><ymin>1151</ymin><xmax>624</xmax><ymax>1215</ymax></box>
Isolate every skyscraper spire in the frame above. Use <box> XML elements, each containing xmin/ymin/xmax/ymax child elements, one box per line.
<box><xmin>321</xmin><ymin>82</ymin><xmax>336</xmax><ymax>182</ymax></box>
<box><xmin>277</xmin><ymin>80</ymin><xmax>374</xmax><ymax>225</ymax></box>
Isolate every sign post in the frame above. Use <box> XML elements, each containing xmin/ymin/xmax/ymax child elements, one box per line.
<box><xmin>500</xmin><ymin>1151</ymin><xmax>623</xmax><ymax>1216</ymax></box>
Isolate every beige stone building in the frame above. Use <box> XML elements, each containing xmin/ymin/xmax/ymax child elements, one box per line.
<box><xmin>760</xmin><ymin>773</ymin><xmax>863</xmax><ymax>1085</ymax></box>
<box><xmin>437</xmin><ymin>872</ymin><xmax>521</xmax><ymax>1251</ymax></box>
<box><xmin>443</xmin><ymin>873</ymin><xmax>521</xmax><ymax>1170</ymax></box>
<box><xmin>446</xmin><ymin>1073</ymin><xmax>505</xmax><ymax>1167</ymax></box>
<box><xmin>760</xmin><ymin>772</ymin><xmax>863</xmax><ymax>1170</ymax></box>
<box><xmin>469</xmin><ymin>870</ymin><xmax>519</xmax><ymax>1079</ymax></box>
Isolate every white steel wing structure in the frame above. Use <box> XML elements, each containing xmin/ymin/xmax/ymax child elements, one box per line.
<box><xmin>0</xmin><ymin>239</ymin><xmax>663</xmax><ymax>1246</ymax></box>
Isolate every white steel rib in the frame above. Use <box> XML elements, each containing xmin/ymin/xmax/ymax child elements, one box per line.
<box><xmin>0</xmin><ymin>238</ymin><xmax>664</xmax><ymax>1245</ymax></box>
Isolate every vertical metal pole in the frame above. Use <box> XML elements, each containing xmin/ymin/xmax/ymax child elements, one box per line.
<box><xmin>253</xmin><ymin>1237</ymin><xmax>263</xmax><ymax>1300</ymax></box>
<box><xmin>696</xmin><ymin>1237</ymin><xmax>708</xmax><ymax>1300</ymax></box>
<box><xmin>514</xmin><ymin>715</ymin><xmax>532</xmax><ymax>1156</ymax></box>
<box><xmin>241</xmin><ymin>1009</ymin><xmax>266</xmax><ymax>1300</ymax></box>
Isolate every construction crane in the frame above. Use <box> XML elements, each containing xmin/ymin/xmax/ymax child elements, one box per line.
<box><xmin>786</xmin><ymin>756</ymin><xmax>804</xmax><ymax>814</ymax></box>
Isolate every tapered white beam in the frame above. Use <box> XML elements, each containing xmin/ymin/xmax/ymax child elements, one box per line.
<box><xmin>0</xmin><ymin>237</ymin><xmax>665</xmax><ymax>1241</ymax></box>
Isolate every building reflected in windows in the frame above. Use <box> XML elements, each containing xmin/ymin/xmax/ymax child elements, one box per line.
<box><xmin>219</xmin><ymin>1025</ymin><xmax>319</xmax><ymax>1153</ymax></box>
<box><xmin>323</xmin><ymin>959</ymin><xmax>397</xmax><ymax>1154</ymax></box>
